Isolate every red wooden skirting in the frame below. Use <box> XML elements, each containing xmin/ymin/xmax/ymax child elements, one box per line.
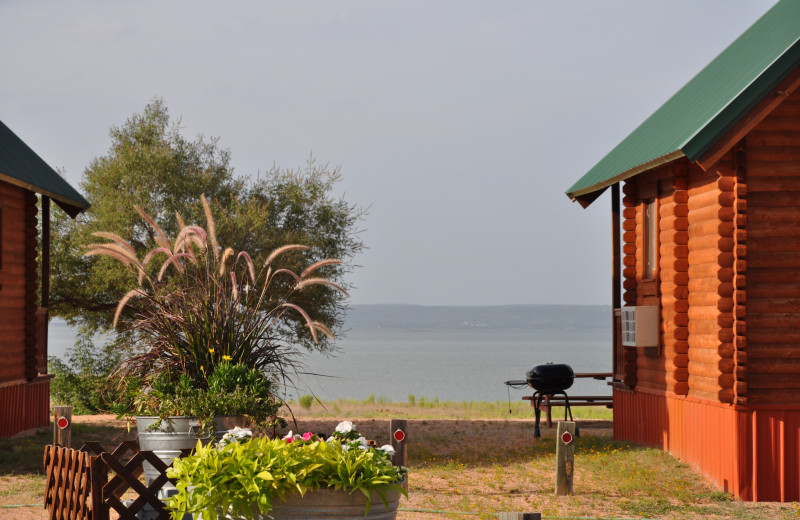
<box><xmin>614</xmin><ymin>388</ymin><xmax>800</xmax><ymax>501</ymax></box>
<box><xmin>0</xmin><ymin>377</ymin><xmax>50</xmax><ymax>437</ymax></box>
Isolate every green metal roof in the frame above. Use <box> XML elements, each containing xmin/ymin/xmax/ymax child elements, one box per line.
<box><xmin>0</xmin><ymin>120</ymin><xmax>89</xmax><ymax>217</ymax></box>
<box><xmin>566</xmin><ymin>0</ymin><xmax>800</xmax><ymax>205</ymax></box>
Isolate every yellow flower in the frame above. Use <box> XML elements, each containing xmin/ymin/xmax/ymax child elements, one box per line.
<box><xmin>222</xmin><ymin>355</ymin><xmax>232</xmax><ymax>361</ymax></box>
<box><xmin>209</xmin><ymin>348</ymin><xmax>215</xmax><ymax>354</ymax></box>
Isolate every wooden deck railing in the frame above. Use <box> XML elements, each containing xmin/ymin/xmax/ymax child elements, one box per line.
<box><xmin>36</xmin><ymin>307</ymin><xmax>48</xmax><ymax>375</ymax></box>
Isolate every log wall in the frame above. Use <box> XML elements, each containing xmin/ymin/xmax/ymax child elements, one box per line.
<box><xmin>621</xmin><ymin>181</ymin><xmax>638</xmax><ymax>387</ymax></box>
<box><xmin>745</xmin><ymin>93</ymin><xmax>800</xmax><ymax>404</ymax></box>
<box><xmin>0</xmin><ymin>181</ymin><xmax>28</xmax><ymax>384</ymax></box>
<box><xmin>686</xmin><ymin>164</ymin><xmax>735</xmax><ymax>402</ymax></box>
<box><xmin>660</xmin><ymin>165</ymin><xmax>689</xmax><ymax>396</ymax></box>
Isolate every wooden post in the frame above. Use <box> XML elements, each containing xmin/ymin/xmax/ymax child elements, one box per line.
<box><xmin>611</xmin><ymin>182</ymin><xmax>621</xmax><ymax>379</ymax></box>
<box><xmin>389</xmin><ymin>418</ymin><xmax>407</xmax><ymax>467</ymax></box>
<box><xmin>90</xmin><ymin>454</ymin><xmax>110</xmax><ymax>520</ymax></box>
<box><xmin>555</xmin><ymin>421</ymin><xmax>575</xmax><ymax>495</ymax></box>
<box><xmin>390</xmin><ymin>419</ymin><xmax>408</xmax><ymax>491</ymax></box>
<box><xmin>41</xmin><ymin>196</ymin><xmax>50</xmax><ymax>308</ymax></box>
<box><xmin>498</xmin><ymin>513</ymin><xmax>541</xmax><ymax>520</ymax></box>
<box><xmin>53</xmin><ymin>405</ymin><xmax>73</xmax><ymax>448</ymax></box>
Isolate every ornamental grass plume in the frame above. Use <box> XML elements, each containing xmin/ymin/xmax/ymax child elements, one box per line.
<box><xmin>86</xmin><ymin>195</ymin><xmax>348</xmax><ymax>420</ymax></box>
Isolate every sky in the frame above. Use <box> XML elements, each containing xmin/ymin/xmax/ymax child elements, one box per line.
<box><xmin>1</xmin><ymin>0</ymin><xmax>779</xmax><ymax>307</ymax></box>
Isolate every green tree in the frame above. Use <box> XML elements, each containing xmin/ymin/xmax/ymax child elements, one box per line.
<box><xmin>49</xmin><ymin>336</ymin><xmax>121</xmax><ymax>414</ymax></box>
<box><xmin>50</xmin><ymin>98</ymin><xmax>365</xmax><ymax>358</ymax></box>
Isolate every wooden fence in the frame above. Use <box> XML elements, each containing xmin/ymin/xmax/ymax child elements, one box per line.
<box><xmin>44</xmin><ymin>441</ymin><xmax>188</xmax><ymax>520</ymax></box>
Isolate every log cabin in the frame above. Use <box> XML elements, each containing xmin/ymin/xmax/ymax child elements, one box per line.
<box><xmin>0</xmin><ymin>120</ymin><xmax>88</xmax><ymax>438</ymax></box>
<box><xmin>566</xmin><ymin>0</ymin><xmax>800</xmax><ymax>502</ymax></box>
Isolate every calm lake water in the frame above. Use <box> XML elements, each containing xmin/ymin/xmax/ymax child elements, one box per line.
<box><xmin>49</xmin><ymin>320</ymin><xmax>612</xmax><ymax>403</ymax></box>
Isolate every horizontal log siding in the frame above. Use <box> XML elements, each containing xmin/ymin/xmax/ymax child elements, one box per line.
<box><xmin>614</xmin><ymin>389</ymin><xmax>800</xmax><ymax>501</ymax></box>
<box><xmin>630</xmin><ymin>167</ymin><xmax>673</xmax><ymax>393</ymax></box>
<box><xmin>662</xmin><ymin>165</ymin><xmax>689</xmax><ymax>395</ymax></box>
<box><xmin>746</xmin><ymin>93</ymin><xmax>800</xmax><ymax>404</ymax></box>
<box><xmin>621</xmin><ymin>181</ymin><xmax>637</xmax><ymax>387</ymax></box>
<box><xmin>0</xmin><ymin>182</ymin><xmax>27</xmax><ymax>384</ymax></box>
<box><xmin>23</xmin><ymin>189</ymin><xmax>38</xmax><ymax>380</ymax></box>
<box><xmin>733</xmin><ymin>142</ymin><xmax>748</xmax><ymax>405</ymax></box>
<box><xmin>687</xmin><ymin>164</ymin><xmax>734</xmax><ymax>402</ymax></box>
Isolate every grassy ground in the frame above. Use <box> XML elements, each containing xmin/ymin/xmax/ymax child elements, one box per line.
<box><xmin>1</xmin><ymin>399</ymin><xmax>797</xmax><ymax>520</ymax></box>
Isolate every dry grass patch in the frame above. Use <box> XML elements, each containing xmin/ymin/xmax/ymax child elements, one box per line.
<box><xmin>1</xmin><ymin>407</ymin><xmax>798</xmax><ymax>520</ymax></box>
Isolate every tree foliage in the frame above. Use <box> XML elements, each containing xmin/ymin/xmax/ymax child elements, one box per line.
<box><xmin>50</xmin><ymin>99</ymin><xmax>365</xmax><ymax>357</ymax></box>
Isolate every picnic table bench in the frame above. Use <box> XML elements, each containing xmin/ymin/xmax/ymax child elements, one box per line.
<box><xmin>520</xmin><ymin>372</ymin><xmax>613</xmax><ymax>427</ymax></box>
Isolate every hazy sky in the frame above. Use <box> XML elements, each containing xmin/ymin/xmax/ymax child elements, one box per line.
<box><xmin>1</xmin><ymin>1</ymin><xmax>778</xmax><ymax>306</ymax></box>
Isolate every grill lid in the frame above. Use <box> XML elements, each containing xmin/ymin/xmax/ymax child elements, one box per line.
<box><xmin>526</xmin><ymin>363</ymin><xmax>574</xmax><ymax>393</ymax></box>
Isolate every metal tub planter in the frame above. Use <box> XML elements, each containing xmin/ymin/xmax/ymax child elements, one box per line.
<box><xmin>169</xmin><ymin>422</ymin><xmax>407</xmax><ymax>520</ymax></box>
<box><xmin>216</xmin><ymin>486</ymin><xmax>403</xmax><ymax>520</ymax></box>
<box><xmin>136</xmin><ymin>416</ymin><xmax>211</xmax><ymax>488</ymax></box>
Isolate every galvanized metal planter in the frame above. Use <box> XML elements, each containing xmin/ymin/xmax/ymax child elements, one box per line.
<box><xmin>136</xmin><ymin>416</ymin><xmax>211</xmax><ymax>488</ymax></box>
<box><xmin>212</xmin><ymin>485</ymin><xmax>402</xmax><ymax>520</ymax></box>
<box><xmin>137</xmin><ymin>415</ymin><xmax>256</xmax><ymax>488</ymax></box>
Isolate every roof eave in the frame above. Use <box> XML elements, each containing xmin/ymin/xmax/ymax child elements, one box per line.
<box><xmin>567</xmin><ymin>150</ymin><xmax>686</xmax><ymax>207</ymax></box>
<box><xmin>0</xmin><ymin>171</ymin><xmax>89</xmax><ymax>217</ymax></box>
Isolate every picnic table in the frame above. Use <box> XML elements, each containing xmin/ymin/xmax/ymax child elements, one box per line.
<box><xmin>520</xmin><ymin>372</ymin><xmax>613</xmax><ymax>427</ymax></box>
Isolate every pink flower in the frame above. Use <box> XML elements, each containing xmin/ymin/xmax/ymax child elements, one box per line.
<box><xmin>302</xmin><ymin>432</ymin><xmax>314</xmax><ymax>441</ymax></box>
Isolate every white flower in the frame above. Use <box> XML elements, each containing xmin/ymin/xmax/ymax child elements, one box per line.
<box><xmin>283</xmin><ymin>430</ymin><xmax>294</xmax><ymax>441</ymax></box>
<box><xmin>335</xmin><ymin>421</ymin><xmax>355</xmax><ymax>434</ymax></box>
<box><xmin>356</xmin><ymin>436</ymin><xmax>367</xmax><ymax>446</ymax></box>
<box><xmin>218</xmin><ymin>427</ymin><xmax>253</xmax><ymax>449</ymax></box>
<box><xmin>378</xmin><ymin>445</ymin><xmax>395</xmax><ymax>456</ymax></box>
<box><xmin>228</xmin><ymin>427</ymin><xmax>252</xmax><ymax>439</ymax></box>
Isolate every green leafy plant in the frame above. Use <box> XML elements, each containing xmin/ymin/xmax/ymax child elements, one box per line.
<box><xmin>88</xmin><ymin>195</ymin><xmax>347</xmax><ymax>425</ymax></box>
<box><xmin>113</xmin><ymin>363</ymin><xmax>285</xmax><ymax>431</ymax></box>
<box><xmin>167</xmin><ymin>421</ymin><xmax>407</xmax><ymax>520</ymax></box>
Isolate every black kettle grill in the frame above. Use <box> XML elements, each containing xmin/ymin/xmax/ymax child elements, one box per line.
<box><xmin>526</xmin><ymin>363</ymin><xmax>574</xmax><ymax>394</ymax></box>
<box><xmin>506</xmin><ymin>363</ymin><xmax>576</xmax><ymax>438</ymax></box>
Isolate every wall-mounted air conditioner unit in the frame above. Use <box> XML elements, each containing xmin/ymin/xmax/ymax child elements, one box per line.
<box><xmin>620</xmin><ymin>306</ymin><xmax>659</xmax><ymax>347</ymax></box>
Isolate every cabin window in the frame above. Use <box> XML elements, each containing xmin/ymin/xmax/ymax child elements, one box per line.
<box><xmin>644</xmin><ymin>198</ymin><xmax>657</xmax><ymax>279</ymax></box>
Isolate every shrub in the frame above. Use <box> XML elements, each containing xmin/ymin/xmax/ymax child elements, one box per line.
<box><xmin>298</xmin><ymin>394</ymin><xmax>314</xmax><ymax>409</ymax></box>
<box><xmin>49</xmin><ymin>336</ymin><xmax>121</xmax><ymax>415</ymax></box>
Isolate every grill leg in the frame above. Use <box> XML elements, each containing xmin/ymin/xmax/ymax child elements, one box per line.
<box><xmin>533</xmin><ymin>392</ymin><xmax>542</xmax><ymax>438</ymax></box>
<box><xmin>562</xmin><ymin>393</ymin><xmax>579</xmax><ymax>437</ymax></box>
<box><xmin>563</xmin><ymin>393</ymin><xmax>573</xmax><ymax>422</ymax></box>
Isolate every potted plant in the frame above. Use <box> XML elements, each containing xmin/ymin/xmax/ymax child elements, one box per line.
<box><xmin>166</xmin><ymin>421</ymin><xmax>407</xmax><ymax>520</ymax></box>
<box><xmin>89</xmin><ymin>196</ymin><xmax>347</xmax><ymax>474</ymax></box>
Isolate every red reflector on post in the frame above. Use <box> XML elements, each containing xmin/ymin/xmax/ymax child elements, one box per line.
<box><xmin>561</xmin><ymin>431</ymin><xmax>573</xmax><ymax>445</ymax></box>
<box><xmin>393</xmin><ymin>429</ymin><xmax>405</xmax><ymax>442</ymax></box>
<box><xmin>57</xmin><ymin>417</ymin><xmax>69</xmax><ymax>430</ymax></box>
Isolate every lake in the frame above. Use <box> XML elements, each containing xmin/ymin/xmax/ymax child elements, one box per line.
<box><xmin>49</xmin><ymin>316</ymin><xmax>613</xmax><ymax>404</ymax></box>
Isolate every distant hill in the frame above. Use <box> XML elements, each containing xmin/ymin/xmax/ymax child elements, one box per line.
<box><xmin>343</xmin><ymin>304</ymin><xmax>611</xmax><ymax>331</ymax></box>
